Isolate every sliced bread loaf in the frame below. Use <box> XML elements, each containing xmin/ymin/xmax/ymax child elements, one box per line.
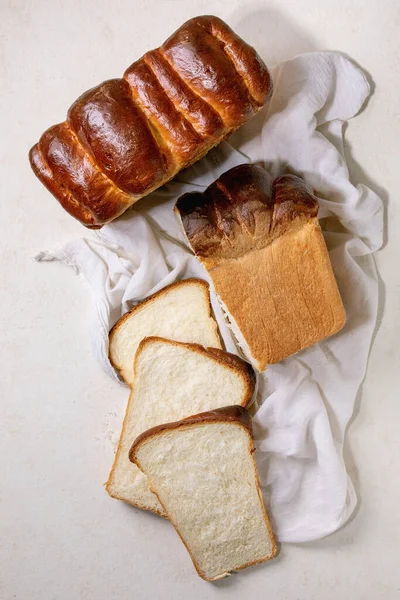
<box><xmin>175</xmin><ymin>166</ymin><xmax>346</xmax><ymax>371</ymax></box>
<box><xmin>106</xmin><ymin>338</ymin><xmax>255</xmax><ymax>515</ymax></box>
<box><xmin>129</xmin><ymin>406</ymin><xmax>277</xmax><ymax>581</ymax></box>
<box><xmin>109</xmin><ymin>278</ymin><xmax>221</xmax><ymax>385</ymax></box>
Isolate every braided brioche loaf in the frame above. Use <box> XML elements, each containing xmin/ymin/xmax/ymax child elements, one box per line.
<box><xmin>29</xmin><ymin>16</ymin><xmax>272</xmax><ymax>228</ymax></box>
<box><xmin>175</xmin><ymin>164</ymin><xmax>346</xmax><ymax>370</ymax></box>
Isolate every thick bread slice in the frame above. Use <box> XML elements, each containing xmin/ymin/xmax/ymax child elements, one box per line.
<box><xmin>106</xmin><ymin>338</ymin><xmax>255</xmax><ymax>515</ymax></box>
<box><xmin>129</xmin><ymin>406</ymin><xmax>277</xmax><ymax>581</ymax></box>
<box><xmin>109</xmin><ymin>278</ymin><xmax>221</xmax><ymax>385</ymax></box>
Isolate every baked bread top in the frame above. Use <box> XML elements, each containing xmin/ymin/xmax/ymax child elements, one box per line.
<box><xmin>29</xmin><ymin>16</ymin><xmax>272</xmax><ymax>228</ymax></box>
<box><xmin>175</xmin><ymin>164</ymin><xmax>319</xmax><ymax>269</ymax></box>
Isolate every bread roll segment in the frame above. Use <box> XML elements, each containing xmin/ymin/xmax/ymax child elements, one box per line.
<box><xmin>175</xmin><ymin>165</ymin><xmax>346</xmax><ymax>371</ymax></box>
<box><xmin>29</xmin><ymin>16</ymin><xmax>272</xmax><ymax>228</ymax></box>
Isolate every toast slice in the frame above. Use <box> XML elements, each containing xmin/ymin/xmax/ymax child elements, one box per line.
<box><xmin>106</xmin><ymin>338</ymin><xmax>255</xmax><ymax>515</ymax></box>
<box><xmin>130</xmin><ymin>406</ymin><xmax>277</xmax><ymax>581</ymax></box>
<box><xmin>109</xmin><ymin>278</ymin><xmax>221</xmax><ymax>385</ymax></box>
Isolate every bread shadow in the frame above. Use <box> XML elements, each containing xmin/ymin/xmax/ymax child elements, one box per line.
<box><xmin>211</xmin><ymin>548</ymin><xmax>283</xmax><ymax>588</ymax></box>
<box><xmin>118</xmin><ymin>500</ymin><xmax>170</xmax><ymax>525</ymax></box>
<box><xmin>221</xmin><ymin>5</ymin><xmax>319</xmax><ymax>154</ymax></box>
<box><xmin>119</xmin><ymin>500</ymin><xmax>280</xmax><ymax>587</ymax></box>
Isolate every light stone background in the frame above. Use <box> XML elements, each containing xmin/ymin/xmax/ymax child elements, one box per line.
<box><xmin>1</xmin><ymin>1</ymin><xmax>399</xmax><ymax>598</ymax></box>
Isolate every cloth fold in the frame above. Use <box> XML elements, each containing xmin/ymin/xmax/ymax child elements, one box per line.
<box><xmin>36</xmin><ymin>51</ymin><xmax>383</xmax><ymax>543</ymax></box>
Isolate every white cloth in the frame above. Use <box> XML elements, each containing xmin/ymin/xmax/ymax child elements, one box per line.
<box><xmin>36</xmin><ymin>52</ymin><xmax>383</xmax><ymax>543</ymax></box>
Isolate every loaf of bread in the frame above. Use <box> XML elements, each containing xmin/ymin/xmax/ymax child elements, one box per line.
<box><xmin>130</xmin><ymin>405</ymin><xmax>277</xmax><ymax>581</ymax></box>
<box><xmin>29</xmin><ymin>16</ymin><xmax>272</xmax><ymax>228</ymax></box>
<box><xmin>106</xmin><ymin>337</ymin><xmax>255</xmax><ymax>515</ymax></box>
<box><xmin>175</xmin><ymin>165</ymin><xmax>346</xmax><ymax>371</ymax></box>
<box><xmin>109</xmin><ymin>278</ymin><xmax>221</xmax><ymax>385</ymax></box>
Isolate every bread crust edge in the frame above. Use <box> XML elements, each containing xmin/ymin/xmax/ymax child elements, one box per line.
<box><xmin>129</xmin><ymin>406</ymin><xmax>278</xmax><ymax>581</ymax></box>
<box><xmin>136</xmin><ymin>336</ymin><xmax>256</xmax><ymax>406</ymax></box>
<box><xmin>108</xmin><ymin>278</ymin><xmax>221</xmax><ymax>384</ymax></box>
<box><xmin>106</xmin><ymin>342</ymin><xmax>255</xmax><ymax>514</ymax></box>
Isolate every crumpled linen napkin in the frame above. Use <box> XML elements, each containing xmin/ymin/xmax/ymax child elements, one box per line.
<box><xmin>36</xmin><ymin>51</ymin><xmax>383</xmax><ymax>543</ymax></box>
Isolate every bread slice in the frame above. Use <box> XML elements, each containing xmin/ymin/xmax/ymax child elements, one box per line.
<box><xmin>109</xmin><ymin>278</ymin><xmax>221</xmax><ymax>385</ymax></box>
<box><xmin>175</xmin><ymin>165</ymin><xmax>346</xmax><ymax>371</ymax></box>
<box><xmin>106</xmin><ymin>338</ymin><xmax>255</xmax><ymax>515</ymax></box>
<box><xmin>129</xmin><ymin>406</ymin><xmax>277</xmax><ymax>581</ymax></box>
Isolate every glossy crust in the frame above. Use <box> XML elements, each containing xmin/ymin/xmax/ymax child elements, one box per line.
<box><xmin>129</xmin><ymin>406</ymin><xmax>278</xmax><ymax>581</ymax></box>
<box><xmin>106</xmin><ymin>342</ymin><xmax>256</xmax><ymax>515</ymax></box>
<box><xmin>175</xmin><ymin>165</ymin><xmax>346</xmax><ymax>370</ymax></box>
<box><xmin>29</xmin><ymin>16</ymin><xmax>273</xmax><ymax>228</ymax></box>
<box><xmin>175</xmin><ymin>165</ymin><xmax>319</xmax><ymax>268</ymax></box>
<box><xmin>108</xmin><ymin>278</ymin><xmax>221</xmax><ymax>384</ymax></box>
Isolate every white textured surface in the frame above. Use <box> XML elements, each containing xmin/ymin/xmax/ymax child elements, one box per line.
<box><xmin>1</xmin><ymin>1</ymin><xmax>399</xmax><ymax>599</ymax></box>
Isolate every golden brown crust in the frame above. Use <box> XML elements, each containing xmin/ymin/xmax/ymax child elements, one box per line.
<box><xmin>124</xmin><ymin>58</ymin><xmax>202</xmax><ymax>167</ymax></box>
<box><xmin>139</xmin><ymin>49</ymin><xmax>225</xmax><ymax>139</ymax></box>
<box><xmin>108</xmin><ymin>278</ymin><xmax>221</xmax><ymax>384</ymax></box>
<box><xmin>161</xmin><ymin>18</ymin><xmax>256</xmax><ymax>127</ymax></box>
<box><xmin>30</xmin><ymin>123</ymin><xmax>132</xmax><ymax>228</ymax></box>
<box><xmin>211</xmin><ymin>220</ymin><xmax>346</xmax><ymax>369</ymax></box>
<box><xmin>130</xmin><ymin>405</ymin><xmax>252</xmax><ymax>463</ymax></box>
<box><xmin>175</xmin><ymin>165</ymin><xmax>319</xmax><ymax>269</ymax></box>
<box><xmin>175</xmin><ymin>165</ymin><xmax>346</xmax><ymax>369</ymax></box>
<box><xmin>29</xmin><ymin>142</ymin><xmax>100</xmax><ymax>228</ymax></box>
<box><xmin>201</xmin><ymin>16</ymin><xmax>273</xmax><ymax>108</ymax></box>
<box><xmin>68</xmin><ymin>79</ymin><xmax>167</xmax><ymax>194</ymax></box>
<box><xmin>29</xmin><ymin>16</ymin><xmax>272</xmax><ymax>228</ymax></box>
<box><xmin>129</xmin><ymin>405</ymin><xmax>278</xmax><ymax>581</ymax></box>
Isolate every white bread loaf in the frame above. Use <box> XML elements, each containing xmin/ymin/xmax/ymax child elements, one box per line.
<box><xmin>129</xmin><ymin>406</ymin><xmax>277</xmax><ymax>581</ymax></box>
<box><xmin>175</xmin><ymin>165</ymin><xmax>346</xmax><ymax>371</ymax></box>
<box><xmin>109</xmin><ymin>278</ymin><xmax>221</xmax><ymax>385</ymax></box>
<box><xmin>106</xmin><ymin>338</ymin><xmax>255</xmax><ymax>515</ymax></box>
